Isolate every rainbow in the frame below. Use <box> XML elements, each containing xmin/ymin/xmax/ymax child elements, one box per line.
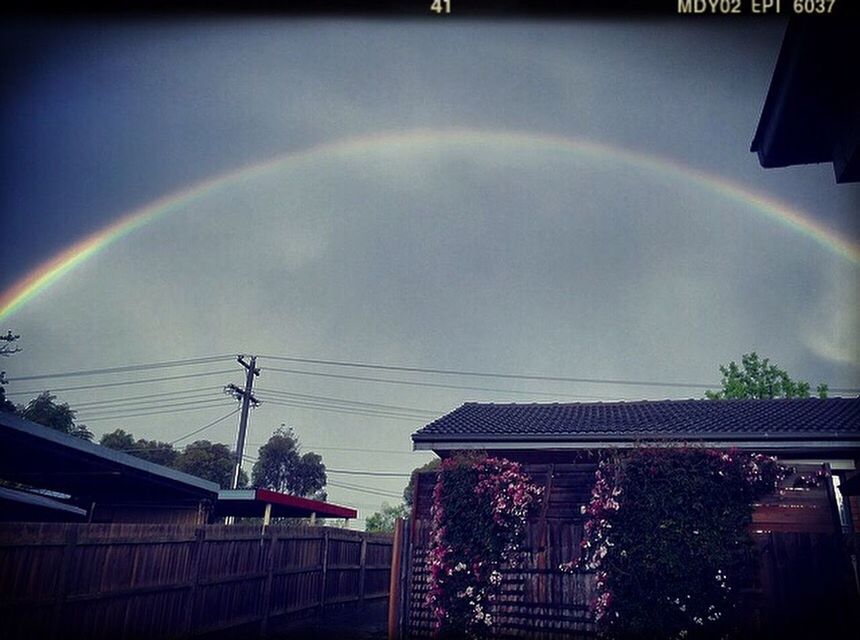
<box><xmin>2</xmin><ymin>129</ymin><xmax>858</xmax><ymax>322</ymax></box>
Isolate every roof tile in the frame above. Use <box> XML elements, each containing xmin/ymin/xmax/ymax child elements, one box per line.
<box><xmin>412</xmin><ymin>398</ymin><xmax>860</xmax><ymax>442</ymax></box>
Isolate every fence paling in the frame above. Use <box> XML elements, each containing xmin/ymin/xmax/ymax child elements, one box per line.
<box><xmin>0</xmin><ymin>523</ymin><xmax>393</xmax><ymax>640</ymax></box>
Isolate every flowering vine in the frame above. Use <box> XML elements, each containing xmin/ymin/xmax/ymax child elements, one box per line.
<box><xmin>427</xmin><ymin>454</ymin><xmax>543</xmax><ymax>637</ymax></box>
<box><xmin>563</xmin><ymin>448</ymin><xmax>817</xmax><ymax>639</ymax></box>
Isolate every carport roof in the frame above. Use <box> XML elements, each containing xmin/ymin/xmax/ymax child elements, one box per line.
<box><xmin>0</xmin><ymin>411</ymin><xmax>219</xmax><ymax>506</ymax></box>
<box><xmin>214</xmin><ymin>488</ymin><xmax>357</xmax><ymax>519</ymax></box>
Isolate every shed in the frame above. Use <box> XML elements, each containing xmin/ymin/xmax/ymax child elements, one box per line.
<box><xmin>0</xmin><ymin>411</ymin><xmax>219</xmax><ymax>524</ymax></box>
<box><xmin>0</xmin><ymin>485</ymin><xmax>87</xmax><ymax>522</ymax></box>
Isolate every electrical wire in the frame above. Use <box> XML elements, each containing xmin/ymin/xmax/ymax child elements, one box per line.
<box><xmin>5</xmin><ymin>369</ymin><xmax>238</xmax><ymax>397</ymax></box>
<box><xmin>327</xmin><ymin>480</ymin><xmax>403</xmax><ymax>499</ymax></box>
<box><xmin>261</xmin><ymin>355</ymin><xmax>860</xmax><ymax>395</ymax></box>
<box><xmin>255</xmin><ymin>387</ymin><xmax>441</xmax><ymax>415</ymax></box>
<box><xmin>257</xmin><ymin>397</ymin><xmax>430</xmax><ymax>421</ymax></box>
<box><xmin>255</xmin><ymin>396</ymin><xmax>430</xmax><ymax>420</ymax></box>
<box><xmin>7</xmin><ymin>354</ymin><xmax>235</xmax><ymax>382</ymax></box>
<box><xmin>262</xmin><ymin>367</ymin><xmax>635</xmax><ymax>400</ymax></box>
<box><xmin>256</xmin><ymin>395</ymin><xmax>434</xmax><ymax>419</ymax></box>
<box><xmin>78</xmin><ymin>396</ymin><xmax>237</xmax><ymax>417</ymax></box>
<box><xmin>326</xmin><ymin>469</ymin><xmax>411</xmax><ymax>478</ymax></box>
<box><xmin>247</xmin><ymin>443</ymin><xmax>424</xmax><ymax>456</ymax></box>
<box><xmin>170</xmin><ymin>408</ymin><xmax>241</xmax><ymax>445</ymax></box>
<box><xmin>74</xmin><ymin>388</ymin><xmax>224</xmax><ymax>410</ymax></box>
<box><xmin>80</xmin><ymin>401</ymin><xmax>236</xmax><ymax>422</ymax></box>
<box><xmin>260</xmin><ymin>355</ymin><xmax>715</xmax><ymax>389</ymax></box>
<box><xmin>238</xmin><ymin>454</ymin><xmax>410</xmax><ymax>478</ymax></box>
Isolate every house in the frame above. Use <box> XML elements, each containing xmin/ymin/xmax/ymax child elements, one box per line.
<box><xmin>751</xmin><ymin>18</ymin><xmax>860</xmax><ymax>183</ymax></box>
<box><xmin>413</xmin><ymin>396</ymin><xmax>860</xmax><ymax>462</ymax></box>
<box><xmin>400</xmin><ymin>397</ymin><xmax>860</xmax><ymax>637</ymax></box>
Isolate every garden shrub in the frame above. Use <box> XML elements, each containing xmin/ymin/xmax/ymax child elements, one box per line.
<box><xmin>427</xmin><ymin>453</ymin><xmax>543</xmax><ymax>637</ymax></box>
<box><xmin>568</xmin><ymin>448</ymin><xmax>791</xmax><ymax>639</ymax></box>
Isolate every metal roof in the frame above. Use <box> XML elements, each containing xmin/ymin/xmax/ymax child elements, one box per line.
<box><xmin>0</xmin><ymin>411</ymin><xmax>220</xmax><ymax>506</ymax></box>
<box><xmin>0</xmin><ymin>485</ymin><xmax>87</xmax><ymax>521</ymax></box>
<box><xmin>214</xmin><ymin>488</ymin><xmax>357</xmax><ymax>519</ymax></box>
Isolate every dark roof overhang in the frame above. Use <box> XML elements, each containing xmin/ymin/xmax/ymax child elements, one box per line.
<box><xmin>0</xmin><ymin>412</ymin><xmax>219</xmax><ymax>507</ymax></box>
<box><xmin>0</xmin><ymin>485</ymin><xmax>88</xmax><ymax>521</ymax></box>
<box><xmin>413</xmin><ymin>431</ymin><xmax>860</xmax><ymax>457</ymax></box>
<box><xmin>751</xmin><ymin>17</ymin><xmax>860</xmax><ymax>183</ymax></box>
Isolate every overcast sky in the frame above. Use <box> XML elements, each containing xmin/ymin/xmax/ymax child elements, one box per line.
<box><xmin>2</xmin><ymin>18</ymin><xmax>858</xmax><ymax>526</ymax></box>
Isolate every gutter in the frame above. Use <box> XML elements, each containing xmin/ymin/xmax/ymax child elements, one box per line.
<box><xmin>413</xmin><ymin>439</ymin><xmax>860</xmax><ymax>452</ymax></box>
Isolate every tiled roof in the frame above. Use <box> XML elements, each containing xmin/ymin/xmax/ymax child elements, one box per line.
<box><xmin>412</xmin><ymin>398</ymin><xmax>860</xmax><ymax>443</ymax></box>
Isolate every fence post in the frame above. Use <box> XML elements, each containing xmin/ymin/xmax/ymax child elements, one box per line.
<box><xmin>387</xmin><ymin>518</ymin><xmax>404</xmax><ymax>640</ymax></box>
<box><xmin>182</xmin><ymin>527</ymin><xmax>206</xmax><ymax>636</ymax></box>
<box><xmin>260</xmin><ymin>529</ymin><xmax>278</xmax><ymax>637</ymax></box>
<box><xmin>319</xmin><ymin>529</ymin><xmax>330</xmax><ymax>614</ymax></box>
<box><xmin>359</xmin><ymin>536</ymin><xmax>368</xmax><ymax>603</ymax></box>
<box><xmin>51</xmin><ymin>525</ymin><xmax>79</xmax><ymax>640</ymax></box>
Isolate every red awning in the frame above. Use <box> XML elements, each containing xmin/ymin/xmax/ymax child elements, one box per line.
<box><xmin>214</xmin><ymin>488</ymin><xmax>357</xmax><ymax>520</ymax></box>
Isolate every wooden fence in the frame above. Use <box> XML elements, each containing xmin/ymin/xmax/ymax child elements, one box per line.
<box><xmin>394</xmin><ymin>461</ymin><xmax>859</xmax><ymax>639</ymax></box>
<box><xmin>0</xmin><ymin>522</ymin><xmax>393</xmax><ymax>639</ymax></box>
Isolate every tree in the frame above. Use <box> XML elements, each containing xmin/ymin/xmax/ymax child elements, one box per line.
<box><xmin>19</xmin><ymin>391</ymin><xmax>93</xmax><ymax>441</ymax></box>
<box><xmin>403</xmin><ymin>458</ymin><xmax>441</xmax><ymax>507</ymax></box>
<box><xmin>366</xmin><ymin>502</ymin><xmax>409</xmax><ymax>533</ymax></box>
<box><xmin>100</xmin><ymin>429</ymin><xmax>178</xmax><ymax>467</ymax></box>
<box><xmin>0</xmin><ymin>330</ymin><xmax>21</xmax><ymax>413</ymax></box>
<box><xmin>705</xmin><ymin>352</ymin><xmax>828</xmax><ymax>400</ymax></box>
<box><xmin>251</xmin><ymin>426</ymin><xmax>326</xmax><ymax>497</ymax></box>
<box><xmin>133</xmin><ymin>439</ymin><xmax>179</xmax><ymax>467</ymax></box>
<box><xmin>174</xmin><ymin>440</ymin><xmax>246</xmax><ymax>488</ymax></box>
<box><xmin>100</xmin><ymin>428</ymin><xmax>136</xmax><ymax>450</ymax></box>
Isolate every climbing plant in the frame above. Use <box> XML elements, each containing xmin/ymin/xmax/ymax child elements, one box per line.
<box><xmin>564</xmin><ymin>448</ymin><xmax>804</xmax><ymax>639</ymax></box>
<box><xmin>427</xmin><ymin>453</ymin><xmax>543</xmax><ymax>637</ymax></box>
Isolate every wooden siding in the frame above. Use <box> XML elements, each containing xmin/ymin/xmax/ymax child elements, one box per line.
<box><xmin>0</xmin><ymin>522</ymin><xmax>392</xmax><ymax>639</ymax></box>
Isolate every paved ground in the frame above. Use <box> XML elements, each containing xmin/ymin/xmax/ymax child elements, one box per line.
<box><xmin>276</xmin><ymin>601</ymin><xmax>388</xmax><ymax>639</ymax></box>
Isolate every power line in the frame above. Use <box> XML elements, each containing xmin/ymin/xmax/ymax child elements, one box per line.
<box><xmin>255</xmin><ymin>387</ymin><xmax>441</xmax><ymax>415</ymax></box>
<box><xmin>171</xmin><ymin>409</ymin><xmax>241</xmax><ymax>445</ymax></box>
<box><xmin>74</xmin><ymin>388</ymin><xmax>223</xmax><ymax>410</ymax></box>
<box><xmin>257</xmin><ymin>395</ymin><xmax>435</xmax><ymax>419</ymax></box>
<box><xmin>5</xmin><ymin>370</ymin><xmax>237</xmax><ymax>397</ymax></box>
<box><xmin>239</xmin><ymin>453</ymin><xmax>410</xmax><ymax>480</ymax></box>
<box><xmin>327</xmin><ymin>468</ymin><xmax>411</xmax><ymax>478</ymax></box>
<box><xmin>109</xmin><ymin>409</ymin><xmax>240</xmax><ymax>450</ymax></box>
<box><xmin>80</xmin><ymin>401</ymin><xmax>237</xmax><ymax>422</ymax></box>
<box><xmin>261</xmin><ymin>354</ymin><xmax>860</xmax><ymax>394</ymax></box>
<box><xmin>327</xmin><ymin>480</ymin><xmax>403</xmax><ymax>500</ymax></box>
<box><xmin>260</xmin><ymin>355</ymin><xmax>716</xmax><ymax>390</ymax></box>
<box><xmin>262</xmin><ymin>367</ymin><xmax>635</xmax><ymax>399</ymax></box>
<box><xmin>78</xmin><ymin>396</ymin><xmax>235</xmax><ymax>417</ymax></box>
<box><xmin>7</xmin><ymin>354</ymin><xmax>234</xmax><ymax>382</ymax></box>
<box><xmin>259</xmin><ymin>399</ymin><xmax>429</xmax><ymax>421</ymax></box>
<box><xmin>246</xmin><ymin>443</ymin><xmax>426</xmax><ymax>456</ymax></box>
<box><xmin>258</xmin><ymin>397</ymin><xmax>430</xmax><ymax>422</ymax></box>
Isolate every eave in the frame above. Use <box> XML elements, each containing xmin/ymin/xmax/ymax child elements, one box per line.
<box><xmin>413</xmin><ymin>434</ymin><xmax>860</xmax><ymax>454</ymax></box>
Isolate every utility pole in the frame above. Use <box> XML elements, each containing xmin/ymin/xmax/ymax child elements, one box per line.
<box><xmin>226</xmin><ymin>355</ymin><xmax>260</xmax><ymax>490</ymax></box>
